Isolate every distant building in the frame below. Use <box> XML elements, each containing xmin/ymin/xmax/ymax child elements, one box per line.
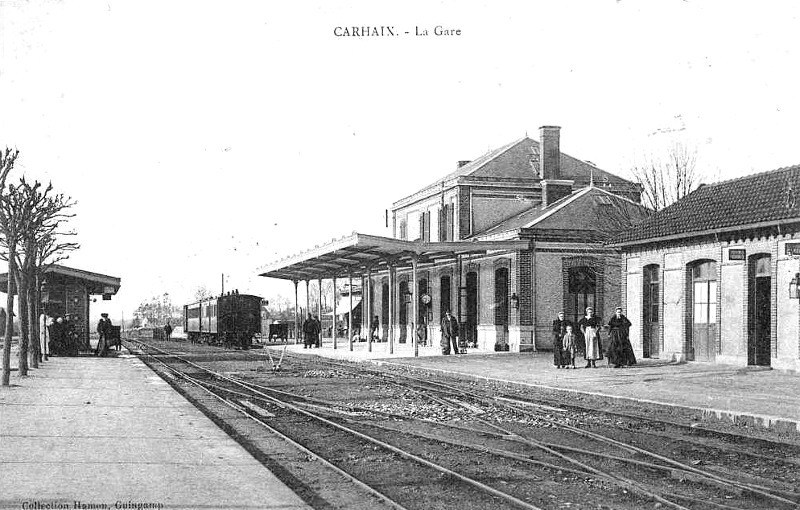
<box><xmin>614</xmin><ymin>165</ymin><xmax>800</xmax><ymax>372</ymax></box>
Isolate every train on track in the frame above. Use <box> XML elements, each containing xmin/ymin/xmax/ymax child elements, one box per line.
<box><xmin>184</xmin><ymin>292</ymin><xmax>262</xmax><ymax>349</ymax></box>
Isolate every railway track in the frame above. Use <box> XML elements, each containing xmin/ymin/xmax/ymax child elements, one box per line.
<box><xmin>126</xmin><ymin>340</ymin><xmax>800</xmax><ymax>510</ymax></box>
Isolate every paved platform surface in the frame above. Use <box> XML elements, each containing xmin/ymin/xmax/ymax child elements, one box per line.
<box><xmin>277</xmin><ymin>338</ymin><xmax>800</xmax><ymax>434</ymax></box>
<box><xmin>0</xmin><ymin>352</ymin><xmax>310</xmax><ymax>510</ymax></box>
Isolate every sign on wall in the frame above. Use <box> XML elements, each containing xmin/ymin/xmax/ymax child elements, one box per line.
<box><xmin>785</xmin><ymin>243</ymin><xmax>800</xmax><ymax>256</ymax></box>
<box><xmin>728</xmin><ymin>249</ymin><xmax>746</xmax><ymax>261</ymax></box>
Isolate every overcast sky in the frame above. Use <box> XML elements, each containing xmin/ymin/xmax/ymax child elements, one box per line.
<box><xmin>1</xmin><ymin>1</ymin><xmax>799</xmax><ymax>321</ymax></box>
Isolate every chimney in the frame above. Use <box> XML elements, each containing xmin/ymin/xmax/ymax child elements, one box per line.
<box><xmin>539</xmin><ymin>126</ymin><xmax>561</xmax><ymax>180</ymax></box>
<box><xmin>539</xmin><ymin>125</ymin><xmax>573</xmax><ymax>207</ymax></box>
<box><xmin>457</xmin><ymin>160</ymin><xmax>471</xmax><ymax>169</ymax></box>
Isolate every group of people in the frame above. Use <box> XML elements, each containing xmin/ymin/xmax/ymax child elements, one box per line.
<box><xmin>46</xmin><ymin>314</ymin><xmax>85</xmax><ymax>356</ymax></box>
<box><xmin>552</xmin><ymin>306</ymin><xmax>637</xmax><ymax>369</ymax></box>
<box><xmin>41</xmin><ymin>312</ymin><xmax>118</xmax><ymax>357</ymax></box>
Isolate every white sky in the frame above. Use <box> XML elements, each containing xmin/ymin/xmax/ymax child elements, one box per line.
<box><xmin>1</xmin><ymin>0</ymin><xmax>799</xmax><ymax>321</ymax></box>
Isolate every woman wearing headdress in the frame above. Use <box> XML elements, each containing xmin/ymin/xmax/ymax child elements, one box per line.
<box><xmin>578</xmin><ymin>307</ymin><xmax>603</xmax><ymax>368</ymax></box>
<box><xmin>551</xmin><ymin>311</ymin><xmax>572</xmax><ymax>369</ymax></box>
<box><xmin>607</xmin><ymin>307</ymin><xmax>637</xmax><ymax>368</ymax></box>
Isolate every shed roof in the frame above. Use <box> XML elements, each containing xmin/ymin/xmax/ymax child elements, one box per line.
<box><xmin>257</xmin><ymin>232</ymin><xmax>530</xmax><ymax>281</ymax></box>
<box><xmin>0</xmin><ymin>264</ymin><xmax>121</xmax><ymax>295</ymax></box>
<box><xmin>613</xmin><ymin>164</ymin><xmax>800</xmax><ymax>246</ymax></box>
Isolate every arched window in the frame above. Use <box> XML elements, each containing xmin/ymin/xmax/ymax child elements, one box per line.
<box><xmin>440</xmin><ymin>275</ymin><xmax>451</xmax><ymax>316</ymax></box>
<box><xmin>567</xmin><ymin>266</ymin><xmax>596</xmax><ymax>324</ymax></box>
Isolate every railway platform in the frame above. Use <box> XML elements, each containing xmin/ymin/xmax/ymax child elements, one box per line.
<box><xmin>0</xmin><ymin>349</ymin><xmax>310</xmax><ymax>510</ymax></box>
<box><xmin>279</xmin><ymin>337</ymin><xmax>800</xmax><ymax>436</ymax></box>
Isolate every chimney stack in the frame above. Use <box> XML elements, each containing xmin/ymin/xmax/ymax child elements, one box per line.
<box><xmin>539</xmin><ymin>126</ymin><xmax>561</xmax><ymax>180</ymax></box>
<box><xmin>539</xmin><ymin>125</ymin><xmax>573</xmax><ymax>207</ymax></box>
<box><xmin>457</xmin><ymin>160</ymin><xmax>471</xmax><ymax>169</ymax></box>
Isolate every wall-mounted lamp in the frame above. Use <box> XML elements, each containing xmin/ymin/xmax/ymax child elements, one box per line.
<box><xmin>790</xmin><ymin>273</ymin><xmax>800</xmax><ymax>299</ymax></box>
<box><xmin>510</xmin><ymin>292</ymin><xmax>519</xmax><ymax>310</ymax></box>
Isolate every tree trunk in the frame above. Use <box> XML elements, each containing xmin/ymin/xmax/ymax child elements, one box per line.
<box><xmin>17</xmin><ymin>274</ymin><xmax>29</xmax><ymax>376</ymax></box>
<box><xmin>28</xmin><ymin>285</ymin><xmax>39</xmax><ymax>368</ymax></box>
<box><xmin>2</xmin><ymin>255</ymin><xmax>16</xmax><ymax>386</ymax></box>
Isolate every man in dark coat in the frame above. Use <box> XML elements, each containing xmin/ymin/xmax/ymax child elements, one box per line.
<box><xmin>302</xmin><ymin>313</ymin><xmax>321</xmax><ymax>348</ymax></box>
<box><xmin>440</xmin><ymin>310</ymin><xmax>459</xmax><ymax>355</ymax></box>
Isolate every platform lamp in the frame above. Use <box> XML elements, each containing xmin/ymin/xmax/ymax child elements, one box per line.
<box><xmin>790</xmin><ymin>273</ymin><xmax>800</xmax><ymax>299</ymax></box>
<box><xmin>510</xmin><ymin>292</ymin><xmax>519</xmax><ymax>310</ymax></box>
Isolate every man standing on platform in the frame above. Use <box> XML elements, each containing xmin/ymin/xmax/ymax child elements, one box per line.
<box><xmin>440</xmin><ymin>310</ymin><xmax>459</xmax><ymax>355</ymax></box>
<box><xmin>302</xmin><ymin>313</ymin><xmax>319</xmax><ymax>349</ymax></box>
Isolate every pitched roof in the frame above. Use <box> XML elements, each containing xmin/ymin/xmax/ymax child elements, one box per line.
<box><xmin>393</xmin><ymin>136</ymin><xmax>635</xmax><ymax>207</ymax></box>
<box><xmin>614</xmin><ymin>164</ymin><xmax>800</xmax><ymax>245</ymax></box>
<box><xmin>476</xmin><ymin>186</ymin><xmax>650</xmax><ymax>238</ymax></box>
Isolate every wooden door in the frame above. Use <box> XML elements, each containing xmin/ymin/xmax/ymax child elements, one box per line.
<box><xmin>691</xmin><ymin>261</ymin><xmax>717</xmax><ymax>362</ymax></box>
<box><xmin>643</xmin><ymin>265</ymin><xmax>661</xmax><ymax>358</ymax></box>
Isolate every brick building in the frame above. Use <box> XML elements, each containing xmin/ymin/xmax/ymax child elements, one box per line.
<box><xmin>260</xmin><ymin>126</ymin><xmax>648</xmax><ymax>353</ymax></box>
<box><xmin>614</xmin><ymin>165</ymin><xmax>800</xmax><ymax>372</ymax></box>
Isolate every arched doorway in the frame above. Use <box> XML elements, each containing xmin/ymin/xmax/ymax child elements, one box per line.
<box><xmin>398</xmin><ymin>280</ymin><xmax>408</xmax><ymax>343</ymax></box>
<box><xmin>567</xmin><ymin>266</ymin><xmax>596</xmax><ymax>325</ymax></box>
<box><xmin>381</xmin><ymin>281</ymin><xmax>389</xmax><ymax>341</ymax></box>
<box><xmin>690</xmin><ymin>260</ymin><xmax>717</xmax><ymax>361</ymax></box>
<box><xmin>748</xmin><ymin>254</ymin><xmax>771</xmax><ymax>366</ymax></box>
<box><xmin>643</xmin><ymin>264</ymin><xmax>661</xmax><ymax>358</ymax></box>
<box><xmin>495</xmin><ymin>267</ymin><xmax>509</xmax><ymax>349</ymax></box>
<box><xmin>418</xmin><ymin>278</ymin><xmax>429</xmax><ymax>345</ymax></box>
<box><xmin>440</xmin><ymin>275</ymin><xmax>452</xmax><ymax>316</ymax></box>
<box><xmin>463</xmin><ymin>272</ymin><xmax>478</xmax><ymax>348</ymax></box>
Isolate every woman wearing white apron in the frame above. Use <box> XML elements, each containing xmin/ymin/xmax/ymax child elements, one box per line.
<box><xmin>578</xmin><ymin>307</ymin><xmax>603</xmax><ymax>368</ymax></box>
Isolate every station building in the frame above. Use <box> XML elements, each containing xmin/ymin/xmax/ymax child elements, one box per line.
<box><xmin>614</xmin><ymin>165</ymin><xmax>800</xmax><ymax>372</ymax></box>
<box><xmin>0</xmin><ymin>264</ymin><xmax>121</xmax><ymax>348</ymax></box>
<box><xmin>259</xmin><ymin>126</ymin><xmax>649</xmax><ymax>353</ymax></box>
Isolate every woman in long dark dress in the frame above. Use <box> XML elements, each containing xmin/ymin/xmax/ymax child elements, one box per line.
<box><xmin>552</xmin><ymin>312</ymin><xmax>572</xmax><ymax>368</ymax></box>
<box><xmin>578</xmin><ymin>307</ymin><xmax>603</xmax><ymax>368</ymax></box>
<box><xmin>607</xmin><ymin>307</ymin><xmax>637</xmax><ymax>368</ymax></box>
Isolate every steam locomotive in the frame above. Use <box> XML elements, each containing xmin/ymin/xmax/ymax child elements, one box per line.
<box><xmin>184</xmin><ymin>292</ymin><xmax>262</xmax><ymax>348</ymax></box>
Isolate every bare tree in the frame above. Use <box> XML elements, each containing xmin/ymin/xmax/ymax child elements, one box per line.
<box><xmin>630</xmin><ymin>141</ymin><xmax>699</xmax><ymax>211</ymax></box>
<box><xmin>12</xmin><ymin>181</ymin><xmax>77</xmax><ymax>371</ymax></box>
<box><xmin>0</xmin><ymin>149</ymin><xmax>21</xmax><ymax>386</ymax></box>
<box><xmin>0</xmin><ymin>149</ymin><xmax>78</xmax><ymax>384</ymax></box>
<box><xmin>192</xmin><ymin>285</ymin><xmax>213</xmax><ymax>301</ymax></box>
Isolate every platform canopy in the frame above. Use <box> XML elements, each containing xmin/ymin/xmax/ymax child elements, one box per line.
<box><xmin>257</xmin><ymin>232</ymin><xmax>531</xmax><ymax>281</ymax></box>
<box><xmin>0</xmin><ymin>264</ymin><xmax>121</xmax><ymax>295</ymax></box>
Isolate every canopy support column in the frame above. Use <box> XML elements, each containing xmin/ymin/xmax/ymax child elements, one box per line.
<box><xmin>389</xmin><ymin>264</ymin><xmax>395</xmax><ymax>355</ymax></box>
<box><xmin>293</xmin><ymin>279</ymin><xmax>299</xmax><ymax>345</ymax></box>
<box><xmin>332</xmin><ymin>277</ymin><xmax>337</xmax><ymax>349</ymax></box>
<box><xmin>360</xmin><ymin>273</ymin><xmax>366</xmax><ymax>343</ymax></box>
<box><xmin>305</xmin><ymin>280</ymin><xmax>310</xmax><ymax>320</ymax></box>
<box><xmin>412</xmin><ymin>254</ymin><xmax>419</xmax><ymax>357</ymax></box>
<box><xmin>348</xmin><ymin>272</ymin><xmax>353</xmax><ymax>352</ymax></box>
<box><xmin>317</xmin><ymin>278</ymin><xmax>322</xmax><ymax>347</ymax></box>
<box><xmin>367</xmin><ymin>267</ymin><xmax>373</xmax><ymax>353</ymax></box>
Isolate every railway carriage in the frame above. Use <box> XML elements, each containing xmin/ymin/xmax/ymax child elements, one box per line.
<box><xmin>184</xmin><ymin>293</ymin><xmax>262</xmax><ymax>348</ymax></box>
